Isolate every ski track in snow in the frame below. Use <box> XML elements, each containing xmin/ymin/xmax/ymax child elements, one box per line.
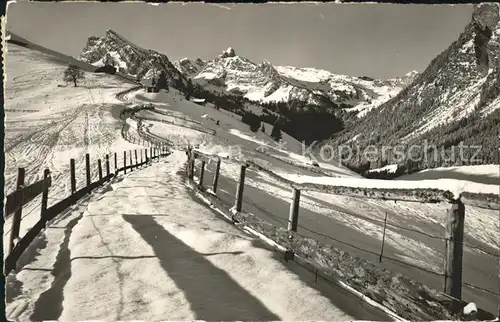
<box><xmin>3</xmin><ymin>44</ymin><xmax>143</xmax><ymax>252</ymax></box>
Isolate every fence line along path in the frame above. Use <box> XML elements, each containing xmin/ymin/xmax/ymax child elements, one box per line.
<box><xmin>186</xmin><ymin>148</ymin><xmax>500</xmax><ymax>307</ymax></box>
<box><xmin>4</xmin><ymin>146</ymin><xmax>171</xmax><ymax>276</ymax></box>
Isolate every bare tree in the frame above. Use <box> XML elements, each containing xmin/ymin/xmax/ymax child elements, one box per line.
<box><xmin>63</xmin><ymin>65</ymin><xmax>85</xmax><ymax>87</ymax></box>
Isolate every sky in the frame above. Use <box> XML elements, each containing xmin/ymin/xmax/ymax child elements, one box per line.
<box><xmin>6</xmin><ymin>1</ymin><xmax>473</xmax><ymax>79</ymax></box>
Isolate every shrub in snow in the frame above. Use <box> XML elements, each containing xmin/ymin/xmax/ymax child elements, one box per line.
<box><xmin>156</xmin><ymin>70</ymin><xmax>169</xmax><ymax>92</ymax></box>
<box><xmin>241</xmin><ymin>112</ymin><xmax>261</xmax><ymax>132</ymax></box>
<box><xmin>185</xmin><ymin>78</ymin><xmax>193</xmax><ymax>100</ymax></box>
<box><xmin>270</xmin><ymin>124</ymin><xmax>283</xmax><ymax>142</ymax></box>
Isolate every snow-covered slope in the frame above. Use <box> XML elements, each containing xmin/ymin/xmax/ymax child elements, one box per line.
<box><xmin>3</xmin><ymin>42</ymin><xmax>141</xmax><ymax>248</ymax></box>
<box><xmin>7</xmin><ymin>31</ymin><xmax>98</xmax><ymax>73</ymax></box>
<box><xmin>330</xmin><ymin>3</ymin><xmax>500</xmax><ymax>170</ymax></box>
<box><xmin>79</xmin><ymin>29</ymin><xmax>186</xmax><ymax>85</ymax></box>
<box><xmin>189</xmin><ymin>47</ymin><xmax>416</xmax><ymax>113</ymax></box>
<box><xmin>397</xmin><ymin>164</ymin><xmax>499</xmax><ymax>184</ymax></box>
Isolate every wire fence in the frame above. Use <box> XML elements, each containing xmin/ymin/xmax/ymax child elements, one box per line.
<box><xmin>191</xmin><ymin>156</ymin><xmax>500</xmax><ymax>313</ymax></box>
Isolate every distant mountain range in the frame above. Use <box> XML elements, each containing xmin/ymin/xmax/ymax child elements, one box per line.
<box><xmin>78</xmin><ymin>30</ymin><xmax>417</xmax><ymax>117</ymax></box>
<box><xmin>173</xmin><ymin>47</ymin><xmax>418</xmax><ymax>117</ymax></box>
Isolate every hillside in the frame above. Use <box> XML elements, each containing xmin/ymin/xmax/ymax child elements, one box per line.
<box><xmin>79</xmin><ymin>29</ymin><xmax>187</xmax><ymax>86</ymax></box>
<box><xmin>7</xmin><ymin>31</ymin><xmax>98</xmax><ymax>73</ymax></box>
<box><xmin>3</xmin><ymin>40</ymin><xmax>140</xmax><ymax>247</ymax></box>
<box><xmin>328</xmin><ymin>3</ymin><xmax>500</xmax><ymax>172</ymax></box>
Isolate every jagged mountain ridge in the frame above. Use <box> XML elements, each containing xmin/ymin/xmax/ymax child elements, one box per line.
<box><xmin>79</xmin><ymin>29</ymin><xmax>186</xmax><ymax>85</ymax></box>
<box><xmin>328</xmin><ymin>3</ymin><xmax>500</xmax><ymax>170</ymax></box>
<box><xmin>177</xmin><ymin>47</ymin><xmax>418</xmax><ymax>114</ymax></box>
<box><xmin>173</xmin><ymin>57</ymin><xmax>207</xmax><ymax>78</ymax></box>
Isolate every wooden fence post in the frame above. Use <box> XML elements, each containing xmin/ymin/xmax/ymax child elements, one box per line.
<box><xmin>40</xmin><ymin>169</ymin><xmax>50</xmax><ymax>223</ymax></box>
<box><xmin>212</xmin><ymin>158</ymin><xmax>221</xmax><ymax>193</ymax></box>
<box><xmin>135</xmin><ymin>150</ymin><xmax>138</xmax><ymax>166</ymax></box>
<box><xmin>114</xmin><ymin>152</ymin><xmax>118</xmax><ymax>174</ymax></box>
<box><xmin>141</xmin><ymin>149</ymin><xmax>144</xmax><ymax>164</ymax></box>
<box><xmin>379</xmin><ymin>212</ymin><xmax>388</xmax><ymax>262</ymax></box>
<box><xmin>70</xmin><ymin>159</ymin><xmax>76</xmax><ymax>194</ymax></box>
<box><xmin>288</xmin><ymin>188</ymin><xmax>300</xmax><ymax>233</ymax></box>
<box><xmin>188</xmin><ymin>157</ymin><xmax>195</xmax><ymax>180</ymax></box>
<box><xmin>234</xmin><ymin>164</ymin><xmax>246</xmax><ymax>213</ymax></box>
<box><xmin>145</xmin><ymin>148</ymin><xmax>148</xmax><ymax>164</ymax></box>
<box><xmin>105</xmin><ymin>154</ymin><xmax>110</xmax><ymax>176</ymax></box>
<box><xmin>85</xmin><ymin>153</ymin><xmax>91</xmax><ymax>187</ymax></box>
<box><xmin>129</xmin><ymin>150</ymin><xmax>133</xmax><ymax>171</ymax></box>
<box><xmin>150</xmin><ymin>147</ymin><xmax>153</xmax><ymax>162</ymax></box>
<box><xmin>199</xmin><ymin>158</ymin><xmax>206</xmax><ymax>186</ymax></box>
<box><xmin>9</xmin><ymin>168</ymin><xmax>25</xmax><ymax>254</ymax></box>
<box><xmin>124</xmin><ymin>151</ymin><xmax>127</xmax><ymax>174</ymax></box>
<box><xmin>98</xmin><ymin>159</ymin><xmax>103</xmax><ymax>180</ymax></box>
<box><xmin>444</xmin><ymin>200</ymin><xmax>465</xmax><ymax>300</ymax></box>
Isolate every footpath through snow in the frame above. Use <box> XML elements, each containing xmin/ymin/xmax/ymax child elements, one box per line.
<box><xmin>12</xmin><ymin>150</ymin><xmax>367</xmax><ymax>321</ymax></box>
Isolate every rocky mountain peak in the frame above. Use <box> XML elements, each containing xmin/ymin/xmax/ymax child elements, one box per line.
<box><xmin>79</xmin><ymin>29</ymin><xmax>186</xmax><ymax>84</ymax></box>
<box><xmin>219</xmin><ymin>47</ymin><xmax>236</xmax><ymax>58</ymax></box>
<box><xmin>105</xmin><ymin>29</ymin><xmax>129</xmax><ymax>45</ymax></box>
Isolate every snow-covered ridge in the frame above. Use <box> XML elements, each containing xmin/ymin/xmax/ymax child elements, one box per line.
<box><xmin>276</xmin><ymin>65</ymin><xmax>418</xmax><ymax>117</ymax></box>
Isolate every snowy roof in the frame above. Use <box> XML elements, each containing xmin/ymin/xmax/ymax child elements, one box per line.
<box><xmin>192</xmin><ymin>98</ymin><xmax>206</xmax><ymax>103</ymax></box>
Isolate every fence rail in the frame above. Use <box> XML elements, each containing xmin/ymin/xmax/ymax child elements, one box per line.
<box><xmin>187</xmin><ymin>148</ymin><xmax>500</xmax><ymax>306</ymax></box>
<box><xmin>4</xmin><ymin>172</ymin><xmax>52</xmax><ymax>218</ymax></box>
<box><xmin>3</xmin><ymin>146</ymin><xmax>171</xmax><ymax>276</ymax></box>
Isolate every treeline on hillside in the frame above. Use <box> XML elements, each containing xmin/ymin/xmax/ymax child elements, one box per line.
<box><xmin>259</xmin><ymin>100</ymin><xmax>345</xmax><ymax>144</ymax></box>
<box><xmin>241</xmin><ymin>110</ymin><xmax>283</xmax><ymax>141</ymax></box>
<box><xmin>333</xmin><ymin>108</ymin><xmax>499</xmax><ymax>176</ymax></box>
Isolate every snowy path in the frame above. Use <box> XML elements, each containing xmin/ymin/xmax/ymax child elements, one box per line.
<box><xmin>7</xmin><ymin>151</ymin><xmax>389</xmax><ymax>321</ymax></box>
